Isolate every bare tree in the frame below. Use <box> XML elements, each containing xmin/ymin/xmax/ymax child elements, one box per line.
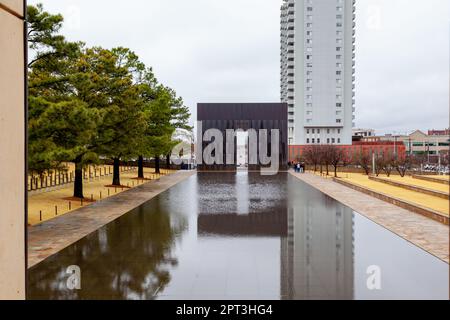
<box><xmin>395</xmin><ymin>154</ymin><xmax>411</xmax><ymax>177</ymax></box>
<box><xmin>321</xmin><ymin>145</ymin><xmax>332</xmax><ymax>176</ymax></box>
<box><xmin>341</xmin><ymin>149</ymin><xmax>351</xmax><ymax>169</ymax></box>
<box><xmin>381</xmin><ymin>151</ymin><xmax>396</xmax><ymax>177</ymax></box>
<box><xmin>327</xmin><ymin>145</ymin><xmax>343</xmax><ymax>177</ymax></box>
<box><xmin>374</xmin><ymin>153</ymin><xmax>384</xmax><ymax>177</ymax></box>
<box><xmin>356</xmin><ymin>150</ymin><xmax>371</xmax><ymax>175</ymax></box>
<box><xmin>304</xmin><ymin>146</ymin><xmax>320</xmax><ymax>172</ymax></box>
<box><xmin>411</xmin><ymin>153</ymin><xmax>427</xmax><ymax>171</ymax></box>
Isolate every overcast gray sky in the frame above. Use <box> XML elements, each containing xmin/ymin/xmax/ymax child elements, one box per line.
<box><xmin>30</xmin><ymin>0</ymin><xmax>449</xmax><ymax>135</ymax></box>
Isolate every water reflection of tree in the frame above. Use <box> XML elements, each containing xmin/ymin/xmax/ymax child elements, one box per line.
<box><xmin>28</xmin><ymin>198</ymin><xmax>187</xmax><ymax>300</ymax></box>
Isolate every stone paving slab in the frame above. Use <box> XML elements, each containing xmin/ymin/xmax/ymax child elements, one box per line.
<box><xmin>290</xmin><ymin>172</ymin><xmax>449</xmax><ymax>264</ymax></box>
<box><xmin>27</xmin><ymin>170</ymin><xmax>196</xmax><ymax>268</ymax></box>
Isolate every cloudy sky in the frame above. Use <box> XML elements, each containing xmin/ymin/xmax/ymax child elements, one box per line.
<box><xmin>30</xmin><ymin>0</ymin><xmax>449</xmax><ymax>135</ymax></box>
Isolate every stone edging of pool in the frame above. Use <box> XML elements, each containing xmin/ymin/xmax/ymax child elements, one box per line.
<box><xmin>27</xmin><ymin>170</ymin><xmax>196</xmax><ymax>268</ymax></box>
<box><xmin>290</xmin><ymin>171</ymin><xmax>449</xmax><ymax>263</ymax></box>
<box><xmin>334</xmin><ymin>178</ymin><xmax>449</xmax><ymax>225</ymax></box>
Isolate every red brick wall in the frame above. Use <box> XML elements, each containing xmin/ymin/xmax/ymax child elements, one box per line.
<box><xmin>289</xmin><ymin>142</ymin><xmax>406</xmax><ymax>162</ymax></box>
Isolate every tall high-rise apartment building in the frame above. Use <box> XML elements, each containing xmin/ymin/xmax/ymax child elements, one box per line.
<box><xmin>280</xmin><ymin>0</ymin><xmax>356</xmax><ymax>145</ymax></box>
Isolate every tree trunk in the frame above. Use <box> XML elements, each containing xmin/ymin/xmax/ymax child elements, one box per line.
<box><xmin>138</xmin><ymin>155</ymin><xmax>144</xmax><ymax>178</ymax></box>
<box><xmin>155</xmin><ymin>156</ymin><xmax>160</xmax><ymax>174</ymax></box>
<box><xmin>334</xmin><ymin>166</ymin><xmax>338</xmax><ymax>177</ymax></box>
<box><xmin>73</xmin><ymin>157</ymin><xmax>84</xmax><ymax>198</ymax></box>
<box><xmin>112</xmin><ymin>158</ymin><xmax>121</xmax><ymax>186</ymax></box>
<box><xmin>166</xmin><ymin>154</ymin><xmax>170</xmax><ymax>169</ymax></box>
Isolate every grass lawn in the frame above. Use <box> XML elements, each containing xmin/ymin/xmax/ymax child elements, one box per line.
<box><xmin>28</xmin><ymin>167</ymin><xmax>175</xmax><ymax>225</ymax></box>
<box><xmin>334</xmin><ymin>172</ymin><xmax>449</xmax><ymax>216</ymax></box>
<box><xmin>382</xmin><ymin>175</ymin><xmax>449</xmax><ymax>193</ymax></box>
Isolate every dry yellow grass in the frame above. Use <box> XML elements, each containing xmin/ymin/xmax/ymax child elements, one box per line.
<box><xmin>28</xmin><ymin>167</ymin><xmax>176</xmax><ymax>225</ymax></box>
<box><xmin>383</xmin><ymin>175</ymin><xmax>450</xmax><ymax>193</ymax></box>
<box><xmin>336</xmin><ymin>172</ymin><xmax>449</xmax><ymax>216</ymax></box>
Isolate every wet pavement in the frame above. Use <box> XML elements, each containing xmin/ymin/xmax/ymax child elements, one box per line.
<box><xmin>27</xmin><ymin>172</ymin><xmax>449</xmax><ymax>300</ymax></box>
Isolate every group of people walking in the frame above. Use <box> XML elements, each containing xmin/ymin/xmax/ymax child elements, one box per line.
<box><xmin>290</xmin><ymin>161</ymin><xmax>305</xmax><ymax>173</ymax></box>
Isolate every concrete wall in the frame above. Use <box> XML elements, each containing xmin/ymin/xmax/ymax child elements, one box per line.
<box><xmin>0</xmin><ymin>0</ymin><xmax>26</xmax><ymax>300</ymax></box>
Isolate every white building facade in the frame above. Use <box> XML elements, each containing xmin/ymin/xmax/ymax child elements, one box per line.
<box><xmin>281</xmin><ymin>0</ymin><xmax>356</xmax><ymax>145</ymax></box>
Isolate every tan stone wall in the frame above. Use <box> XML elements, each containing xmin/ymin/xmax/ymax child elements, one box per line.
<box><xmin>0</xmin><ymin>0</ymin><xmax>26</xmax><ymax>300</ymax></box>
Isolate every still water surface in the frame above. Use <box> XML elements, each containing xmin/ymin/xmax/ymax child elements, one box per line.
<box><xmin>28</xmin><ymin>173</ymin><xmax>449</xmax><ymax>300</ymax></box>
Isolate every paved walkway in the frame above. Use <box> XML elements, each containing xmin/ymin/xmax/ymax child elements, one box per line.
<box><xmin>290</xmin><ymin>172</ymin><xmax>449</xmax><ymax>263</ymax></box>
<box><xmin>28</xmin><ymin>170</ymin><xmax>196</xmax><ymax>268</ymax></box>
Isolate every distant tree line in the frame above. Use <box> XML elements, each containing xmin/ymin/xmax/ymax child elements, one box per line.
<box><xmin>297</xmin><ymin>145</ymin><xmax>429</xmax><ymax>178</ymax></box>
<box><xmin>27</xmin><ymin>4</ymin><xmax>191</xmax><ymax>199</ymax></box>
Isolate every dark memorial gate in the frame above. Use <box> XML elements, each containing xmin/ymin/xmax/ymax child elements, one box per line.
<box><xmin>197</xmin><ymin>103</ymin><xmax>288</xmax><ymax>171</ymax></box>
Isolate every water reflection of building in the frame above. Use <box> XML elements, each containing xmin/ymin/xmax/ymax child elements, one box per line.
<box><xmin>196</xmin><ymin>173</ymin><xmax>354</xmax><ymax>300</ymax></box>
<box><xmin>282</xmin><ymin>183</ymin><xmax>354</xmax><ymax>300</ymax></box>
<box><xmin>198</xmin><ymin>212</ymin><xmax>287</xmax><ymax>237</ymax></box>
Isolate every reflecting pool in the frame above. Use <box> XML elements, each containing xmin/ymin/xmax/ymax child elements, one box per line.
<box><xmin>28</xmin><ymin>172</ymin><xmax>449</xmax><ymax>300</ymax></box>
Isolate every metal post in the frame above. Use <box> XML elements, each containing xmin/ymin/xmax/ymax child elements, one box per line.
<box><xmin>372</xmin><ymin>151</ymin><xmax>376</xmax><ymax>175</ymax></box>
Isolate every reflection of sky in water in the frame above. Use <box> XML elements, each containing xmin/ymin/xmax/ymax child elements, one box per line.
<box><xmin>354</xmin><ymin>214</ymin><xmax>448</xmax><ymax>300</ymax></box>
<box><xmin>27</xmin><ymin>173</ymin><xmax>449</xmax><ymax>300</ymax></box>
